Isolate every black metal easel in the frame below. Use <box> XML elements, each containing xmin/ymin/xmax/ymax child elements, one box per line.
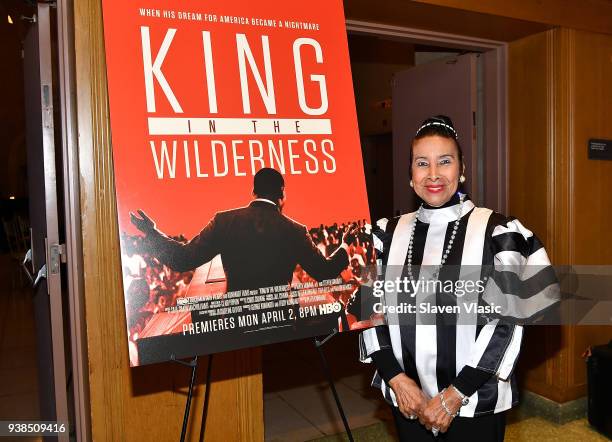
<box><xmin>198</xmin><ymin>354</ymin><xmax>214</xmax><ymax>442</ymax></box>
<box><xmin>314</xmin><ymin>328</ymin><xmax>355</xmax><ymax>442</ymax></box>
<box><xmin>173</xmin><ymin>328</ymin><xmax>353</xmax><ymax>442</ymax></box>
<box><xmin>170</xmin><ymin>354</ymin><xmax>198</xmax><ymax>442</ymax></box>
<box><xmin>171</xmin><ymin>354</ymin><xmax>214</xmax><ymax>442</ymax></box>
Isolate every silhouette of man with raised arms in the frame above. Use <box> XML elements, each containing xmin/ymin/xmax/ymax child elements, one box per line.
<box><xmin>130</xmin><ymin>168</ymin><xmax>355</xmax><ymax>292</ymax></box>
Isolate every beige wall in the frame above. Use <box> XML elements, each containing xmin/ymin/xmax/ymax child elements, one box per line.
<box><xmin>509</xmin><ymin>28</ymin><xmax>612</xmax><ymax>403</ymax></box>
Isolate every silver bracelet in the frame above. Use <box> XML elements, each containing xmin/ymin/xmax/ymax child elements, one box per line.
<box><xmin>440</xmin><ymin>388</ymin><xmax>460</xmax><ymax>418</ymax></box>
<box><xmin>450</xmin><ymin>384</ymin><xmax>470</xmax><ymax>406</ymax></box>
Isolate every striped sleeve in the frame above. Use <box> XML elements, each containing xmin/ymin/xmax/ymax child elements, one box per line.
<box><xmin>470</xmin><ymin>217</ymin><xmax>559</xmax><ymax>380</ymax></box>
<box><xmin>359</xmin><ymin>217</ymin><xmax>393</xmax><ymax>363</ymax></box>
<box><xmin>359</xmin><ymin>326</ymin><xmax>394</xmax><ymax>363</ymax></box>
<box><xmin>484</xmin><ymin>217</ymin><xmax>560</xmax><ymax>322</ymax></box>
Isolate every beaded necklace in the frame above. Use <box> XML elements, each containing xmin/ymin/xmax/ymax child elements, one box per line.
<box><xmin>406</xmin><ymin>193</ymin><xmax>466</xmax><ymax>282</ymax></box>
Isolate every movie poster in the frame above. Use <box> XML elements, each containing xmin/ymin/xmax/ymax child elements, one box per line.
<box><xmin>101</xmin><ymin>0</ymin><xmax>377</xmax><ymax>366</ymax></box>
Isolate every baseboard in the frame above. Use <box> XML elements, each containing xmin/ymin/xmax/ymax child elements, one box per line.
<box><xmin>517</xmin><ymin>390</ymin><xmax>587</xmax><ymax>424</ymax></box>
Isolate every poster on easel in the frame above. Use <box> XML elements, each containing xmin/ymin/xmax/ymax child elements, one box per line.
<box><xmin>101</xmin><ymin>0</ymin><xmax>377</xmax><ymax>366</ymax></box>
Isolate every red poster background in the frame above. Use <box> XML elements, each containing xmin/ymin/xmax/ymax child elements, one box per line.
<box><xmin>102</xmin><ymin>0</ymin><xmax>370</xmax><ymax>239</ymax></box>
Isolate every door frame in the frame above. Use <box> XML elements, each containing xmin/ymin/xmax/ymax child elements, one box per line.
<box><xmin>27</xmin><ymin>5</ymin><xmax>72</xmax><ymax>440</ymax></box>
<box><xmin>55</xmin><ymin>0</ymin><xmax>91</xmax><ymax>440</ymax></box>
<box><xmin>345</xmin><ymin>19</ymin><xmax>509</xmax><ymax>213</ymax></box>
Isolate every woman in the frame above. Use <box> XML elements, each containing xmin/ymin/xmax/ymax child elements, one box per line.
<box><xmin>359</xmin><ymin>116</ymin><xmax>558</xmax><ymax>441</ymax></box>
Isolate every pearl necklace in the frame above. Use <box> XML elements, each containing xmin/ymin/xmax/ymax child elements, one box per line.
<box><xmin>406</xmin><ymin>193</ymin><xmax>465</xmax><ymax>282</ymax></box>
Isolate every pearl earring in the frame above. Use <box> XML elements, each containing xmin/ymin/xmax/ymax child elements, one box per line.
<box><xmin>409</xmin><ymin>180</ymin><xmax>414</xmax><ymax>187</ymax></box>
<box><xmin>459</xmin><ymin>175</ymin><xmax>466</xmax><ymax>183</ymax></box>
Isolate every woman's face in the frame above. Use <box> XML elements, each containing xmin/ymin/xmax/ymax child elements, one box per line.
<box><xmin>411</xmin><ymin>135</ymin><xmax>462</xmax><ymax>207</ymax></box>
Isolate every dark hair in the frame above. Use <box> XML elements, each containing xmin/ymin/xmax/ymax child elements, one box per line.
<box><xmin>253</xmin><ymin>168</ymin><xmax>284</xmax><ymax>200</ymax></box>
<box><xmin>409</xmin><ymin>115</ymin><xmax>464</xmax><ymax>177</ymax></box>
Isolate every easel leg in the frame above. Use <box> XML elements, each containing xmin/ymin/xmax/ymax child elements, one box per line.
<box><xmin>171</xmin><ymin>354</ymin><xmax>199</xmax><ymax>442</ymax></box>
<box><xmin>198</xmin><ymin>354</ymin><xmax>214</xmax><ymax>442</ymax></box>
<box><xmin>314</xmin><ymin>329</ymin><xmax>355</xmax><ymax>442</ymax></box>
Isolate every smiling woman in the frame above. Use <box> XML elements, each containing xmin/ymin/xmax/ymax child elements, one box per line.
<box><xmin>409</xmin><ymin>116</ymin><xmax>465</xmax><ymax>207</ymax></box>
<box><xmin>358</xmin><ymin>115</ymin><xmax>560</xmax><ymax>441</ymax></box>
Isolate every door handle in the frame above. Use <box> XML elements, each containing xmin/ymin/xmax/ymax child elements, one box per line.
<box><xmin>34</xmin><ymin>264</ymin><xmax>47</xmax><ymax>288</ymax></box>
<box><xmin>21</xmin><ymin>249</ymin><xmax>34</xmax><ymax>284</ymax></box>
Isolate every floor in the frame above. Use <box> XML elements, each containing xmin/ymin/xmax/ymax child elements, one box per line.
<box><xmin>264</xmin><ymin>373</ymin><xmax>392</xmax><ymax>441</ymax></box>
<box><xmin>0</xmin><ymin>254</ymin><xmax>42</xmax><ymax>441</ymax></box>
<box><xmin>262</xmin><ymin>335</ymin><xmax>610</xmax><ymax>442</ymax></box>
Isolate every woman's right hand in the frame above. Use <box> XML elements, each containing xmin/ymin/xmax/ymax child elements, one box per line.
<box><xmin>388</xmin><ymin>373</ymin><xmax>428</xmax><ymax>419</ymax></box>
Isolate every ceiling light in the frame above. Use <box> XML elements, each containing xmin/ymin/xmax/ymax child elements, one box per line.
<box><xmin>9</xmin><ymin>196</ymin><xmax>15</xmax><ymax>200</ymax></box>
<box><xmin>8</xmin><ymin>15</ymin><xmax>14</xmax><ymax>24</ymax></box>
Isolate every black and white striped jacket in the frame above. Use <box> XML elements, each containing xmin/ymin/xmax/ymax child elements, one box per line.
<box><xmin>359</xmin><ymin>195</ymin><xmax>558</xmax><ymax>417</ymax></box>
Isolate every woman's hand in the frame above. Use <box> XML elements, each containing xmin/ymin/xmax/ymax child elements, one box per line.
<box><xmin>388</xmin><ymin>373</ymin><xmax>428</xmax><ymax>420</ymax></box>
<box><xmin>419</xmin><ymin>387</ymin><xmax>462</xmax><ymax>433</ymax></box>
